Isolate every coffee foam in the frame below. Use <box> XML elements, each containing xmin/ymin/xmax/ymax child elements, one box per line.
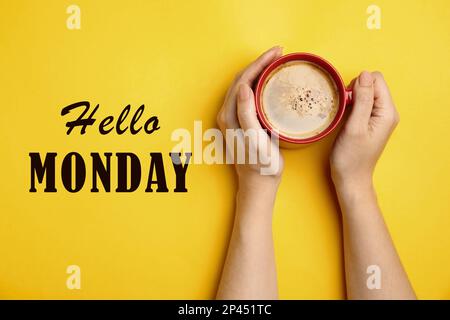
<box><xmin>261</xmin><ymin>61</ymin><xmax>339</xmax><ymax>139</ymax></box>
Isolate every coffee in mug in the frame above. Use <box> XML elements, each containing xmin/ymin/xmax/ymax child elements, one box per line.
<box><xmin>261</xmin><ymin>61</ymin><xmax>339</xmax><ymax>139</ymax></box>
<box><xmin>255</xmin><ymin>53</ymin><xmax>352</xmax><ymax>147</ymax></box>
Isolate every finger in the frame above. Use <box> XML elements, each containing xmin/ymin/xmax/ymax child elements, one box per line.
<box><xmin>347</xmin><ymin>71</ymin><xmax>374</xmax><ymax>129</ymax></box>
<box><xmin>226</xmin><ymin>46</ymin><xmax>283</xmax><ymax>100</ymax></box>
<box><xmin>348</xmin><ymin>78</ymin><xmax>356</xmax><ymax>90</ymax></box>
<box><xmin>217</xmin><ymin>96</ymin><xmax>239</xmax><ymax>133</ymax></box>
<box><xmin>219</xmin><ymin>46</ymin><xmax>282</xmax><ymax>132</ymax></box>
<box><xmin>236</xmin><ymin>83</ymin><xmax>263</xmax><ymax>131</ymax></box>
<box><xmin>236</xmin><ymin>83</ymin><xmax>274</xmax><ymax>167</ymax></box>
<box><xmin>239</xmin><ymin>46</ymin><xmax>283</xmax><ymax>84</ymax></box>
<box><xmin>216</xmin><ymin>110</ymin><xmax>239</xmax><ymax>133</ymax></box>
<box><xmin>371</xmin><ymin>71</ymin><xmax>399</xmax><ymax>126</ymax></box>
<box><xmin>372</xmin><ymin>71</ymin><xmax>394</xmax><ymax>109</ymax></box>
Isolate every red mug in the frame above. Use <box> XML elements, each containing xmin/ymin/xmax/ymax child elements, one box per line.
<box><xmin>254</xmin><ymin>52</ymin><xmax>352</xmax><ymax>148</ymax></box>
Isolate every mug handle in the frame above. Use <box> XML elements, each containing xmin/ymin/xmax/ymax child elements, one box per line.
<box><xmin>345</xmin><ymin>88</ymin><xmax>353</xmax><ymax>105</ymax></box>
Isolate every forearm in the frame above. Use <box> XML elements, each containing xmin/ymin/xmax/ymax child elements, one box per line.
<box><xmin>216</xmin><ymin>177</ymin><xmax>279</xmax><ymax>300</ymax></box>
<box><xmin>336</xmin><ymin>180</ymin><xmax>416</xmax><ymax>299</ymax></box>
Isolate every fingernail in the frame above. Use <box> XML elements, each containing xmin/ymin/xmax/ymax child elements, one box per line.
<box><xmin>359</xmin><ymin>71</ymin><xmax>373</xmax><ymax>87</ymax></box>
<box><xmin>238</xmin><ymin>84</ymin><xmax>249</xmax><ymax>101</ymax></box>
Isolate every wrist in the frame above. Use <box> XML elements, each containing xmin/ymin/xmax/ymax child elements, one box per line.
<box><xmin>334</xmin><ymin>176</ymin><xmax>374</xmax><ymax>198</ymax></box>
<box><xmin>334</xmin><ymin>178</ymin><xmax>378</xmax><ymax>218</ymax></box>
<box><xmin>332</xmin><ymin>170</ymin><xmax>374</xmax><ymax>196</ymax></box>
<box><xmin>238</xmin><ymin>172</ymin><xmax>281</xmax><ymax>194</ymax></box>
<box><xmin>236</xmin><ymin>174</ymin><xmax>280</xmax><ymax>221</ymax></box>
<box><xmin>331</xmin><ymin>170</ymin><xmax>373</xmax><ymax>191</ymax></box>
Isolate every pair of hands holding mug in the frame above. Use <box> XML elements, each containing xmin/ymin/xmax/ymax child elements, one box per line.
<box><xmin>216</xmin><ymin>46</ymin><xmax>414</xmax><ymax>300</ymax></box>
<box><xmin>216</xmin><ymin>46</ymin><xmax>399</xmax><ymax>190</ymax></box>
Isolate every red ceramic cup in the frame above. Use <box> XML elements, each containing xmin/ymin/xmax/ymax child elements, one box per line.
<box><xmin>255</xmin><ymin>52</ymin><xmax>352</xmax><ymax>148</ymax></box>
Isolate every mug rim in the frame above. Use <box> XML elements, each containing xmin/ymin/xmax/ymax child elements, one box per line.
<box><xmin>254</xmin><ymin>52</ymin><xmax>348</xmax><ymax>144</ymax></box>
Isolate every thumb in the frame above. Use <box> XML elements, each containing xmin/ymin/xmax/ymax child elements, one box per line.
<box><xmin>347</xmin><ymin>71</ymin><xmax>374</xmax><ymax>130</ymax></box>
<box><xmin>236</xmin><ymin>83</ymin><xmax>263</xmax><ymax>131</ymax></box>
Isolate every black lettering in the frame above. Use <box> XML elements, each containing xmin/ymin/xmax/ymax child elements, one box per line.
<box><xmin>99</xmin><ymin>116</ymin><xmax>114</xmax><ymax>134</ymax></box>
<box><xmin>91</xmin><ymin>152</ymin><xmax>112</xmax><ymax>192</ymax></box>
<box><xmin>61</xmin><ymin>101</ymin><xmax>98</xmax><ymax>135</ymax></box>
<box><xmin>170</xmin><ymin>152</ymin><xmax>191</xmax><ymax>192</ymax></box>
<box><xmin>144</xmin><ymin>116</ymin><xmax>160</xmax><ymax>134</ymax></box>
<box><xmin>145</xmin><ymin>152</ymin><xmax>168</xmax><ymax>192</ymax></box>
<box><xmin>130</xmin><ymin>104</ymin><xmax>144</xmax><ymax>134</ymax></box>
<box><xmin>29</xmin><ymin>152</ymin><xmax>57</xmax><ymax>192</ymax></box>
<box><xmin>116</xmin><ymin>153</ymin><xmax>141</xmax><ymax>192</ymax></box>
<box><xmin>116</xmin><ymin>105</ymin><xmax>131</xmax><ymax>134</ymax></box>
<box><xmin>61</xmin><ymin>152</ymin><xmax>86</xmax><ymax>192</ymax></box>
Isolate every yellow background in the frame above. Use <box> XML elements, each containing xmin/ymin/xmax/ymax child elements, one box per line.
<box><xmin>0</xmin><ymin>0</ymin><xmax>449</xmax><ymax>299</ymax></box>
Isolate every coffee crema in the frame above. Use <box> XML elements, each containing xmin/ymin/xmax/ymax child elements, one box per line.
<box><xmin>261</xmin><ymin>61</ymin><xmax>339</xmax><ymax>139</ymax></box>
